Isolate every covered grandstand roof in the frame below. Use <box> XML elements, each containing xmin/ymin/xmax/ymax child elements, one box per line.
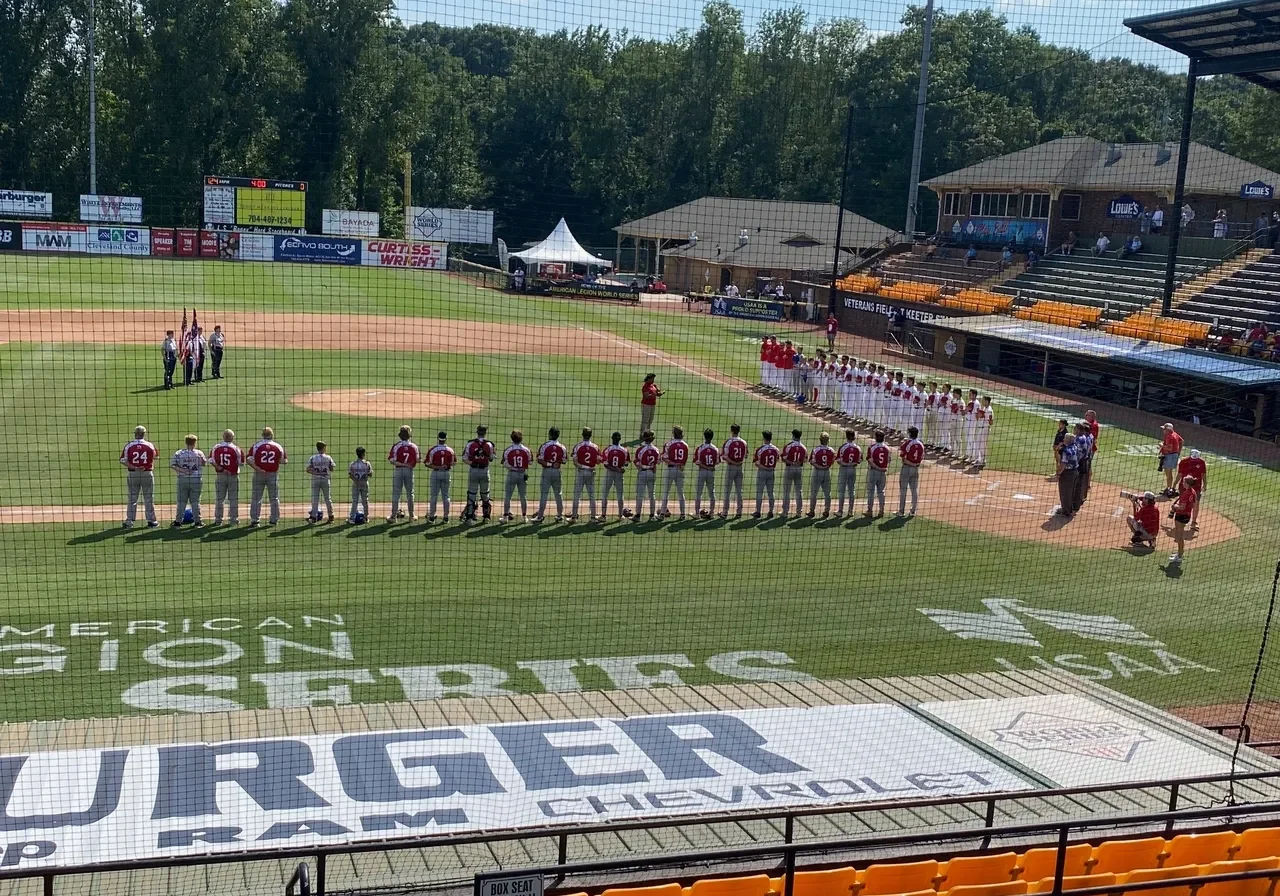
<box><xmin>615</xmin><ymin>197</ymin><xmax>899</xmax><ymax>270</ymax></box>
<box><xmin>922</xmin><ymin>137</ymin><xmax>1280</xmax><ymax>194</ymax></box>
<box><xmin>1126</xmin><ymin>0</ymin><xmax>1280</xmax><ymax>92</ymax></box>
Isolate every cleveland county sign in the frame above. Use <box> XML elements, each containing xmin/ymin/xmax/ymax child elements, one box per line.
<box><xmin>1241</xmin><ymin>181</ymin><xmax>1275</xmax><ymax>200</ymax></box>
<box><xmin>1106</xmin><ymin>195</ymin><xmax>1144</xmax><ymax>219</ymax></box>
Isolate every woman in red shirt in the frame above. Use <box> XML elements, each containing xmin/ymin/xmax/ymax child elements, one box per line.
<box><xmin>1168</xmin><ymin>476</ymin><xmax>1198</xmax><ymax>565</ymax></box>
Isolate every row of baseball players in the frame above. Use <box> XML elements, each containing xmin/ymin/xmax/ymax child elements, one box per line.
<box><xmin>759</xmin><ymin>339</ymin><xmax>995</xmax><ymax>465</ymax></box>
<box><xmin>118</xmin><ymin>422</ymin><xmax>933</xmax><ymax>527</ymax></box>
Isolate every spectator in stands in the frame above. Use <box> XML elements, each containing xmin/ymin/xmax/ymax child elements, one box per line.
<box><xmin>1026</xmin><ymin>247</ymin><xmax>1040</xmax><ymax>269</ymax></box>
<box><xmin>1271</xmin><ymin>212</ymin><xmax>1280</xmax><ymax>250</ymax></box>
<box><xmin>964</xmin><ymin>245</ymin><xmax>978</xmax><ymax>266</ymax></box>
<box><xmin>1255</xmin><ymin>213</ymin><xmax>1270</xmax><ymax>247</ymax></box>
<box><xmin>1061</xmin><ymin>231</ymin><xmax>1078</xmax><ymax>255</ymax></box>
<box><xmin>1091</xmin><ymin>232</ymin><xmax>1111</xmax><ymax>257</ymax></box>
<box><xmin>1151</xmin><ymin>206</ymin><xmax>1164</xmax><ymax>234</ymax></box>
<box><xmin>724</xmin><ymin>282</ymin><xmax>739</xmax><ymax>298</ymax></box>
<box><xmin>1216</xmin><ymin>331</ymin><xmax>1236</xmax><ymax>354</ymax></box>
<box><xmin>1213</xmin><ymin>209</ymin><xmax>1229</xmax><ymax>239</ymax></box>
<box><xmin>1181</xmin><ymin>203</ymin><xmax>1195</xmax><ymax>230</ymax></box>
<box><xmin>1247</xmin><ymin>322</ymin><xmax>1269</xmax><ymax>356</ymax></box>
<box><xmin>999</xmin><ymin>245</ymin><xmax>1013</xmax><ymax>271</ymax></box>
<box><xmin>1120</xmin><ymin>235</ymin><xmax>1143</xmax><ymax>259</ymax></box>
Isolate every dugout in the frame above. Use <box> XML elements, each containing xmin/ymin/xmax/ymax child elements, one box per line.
<box><xmin>928</xmin><ymin>314</ymin><xmax>1280</xmax><ymax>438</ymax></box>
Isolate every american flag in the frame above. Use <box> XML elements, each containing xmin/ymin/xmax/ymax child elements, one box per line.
<box><xmin>178</xmin><ymin>308</ymin><xmax>200</xmax><ymax>366</ymax></box>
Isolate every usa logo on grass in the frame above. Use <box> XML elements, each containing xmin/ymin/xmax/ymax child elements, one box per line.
<box><xmin>992</xmin><ymin>711</ymin><xmax>1151</xmax><ymax>762</ymax></box>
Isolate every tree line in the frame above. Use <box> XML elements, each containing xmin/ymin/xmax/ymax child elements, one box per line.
<box><xmin>3</xmin><ymin>0</ymin><xmax>1279</xmax><ymax>244</ymax></box>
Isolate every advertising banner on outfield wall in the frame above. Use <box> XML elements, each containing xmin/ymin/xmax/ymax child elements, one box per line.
<box><xmin>408</xmin><ymin>206</ymin><xmax>494</xmax><ymax>243</ymax></box>
<box><xmin>86</xmin><ymin>226</ymin><xmax>151</xmax><ymax>256</ymax></box>
<box><xmin>710</xmin><ymin>296</ymin><xmax>787</xmax><ymax>321</ymax></box>
<box><xmin>361</xmin><ymin>239</ymin><xmax>446</xmax><ymax>269</ymax></box>
<box><xmin>275</xmin><ymin>234</ymin><xmax>362</xmax><ymax>265</ymax></box>
<box><xmin>0</xmin><ymin>222</ymin><xmax>21</xmax><ymax>251</ymax></box>
<box><xmin>22</xmin><ymin>223</ymin><xmax>88</xmax><ymax>253</ymax></box>
<box><xmin>323</xmin><ymin>208</ymin><xmax>380</xmax><ymax>238</ymax></box>
<box><xmin>151</xmin><ymin>228</ymin><xmax>175</xmax><ymax>255</ymax></box>
<box><xmin>0</xmin><ymin>705</ymin><xmax>1027</xmax><ymax>869</ymax></box>
<box><xmin>79</xmin><ymin>194</ymin><xmax>143</xmax><ymax>223</ymax></box>
<box><xmin>176</xmin><ymin>229</ymin><xmax>198</xmax><ymax>256</ymax></box>
<box><xmin>0</xmin><ymin>189</ymin><xmax>53</xmax><ymax>218</ymax></box>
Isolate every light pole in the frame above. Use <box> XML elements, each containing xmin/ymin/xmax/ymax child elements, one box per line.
<box><xmin>87</xmin><ymin>0</ymin><xmax>97</xmax><ymax>195</ymax></box>
<box><xmin>904</xmin><ymin>0</ymin><xmax>936</xmax><ymax>239</ymax></box>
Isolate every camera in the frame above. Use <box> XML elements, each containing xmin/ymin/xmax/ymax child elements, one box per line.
<box><xmin>1120</xmin><ymin>490</ymin><xmax>1137</xmax><ymax>500</ymax></box>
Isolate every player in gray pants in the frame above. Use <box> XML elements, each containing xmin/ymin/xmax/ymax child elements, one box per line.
<box><xmin>782</xmin><ymin>465</ymin><xmax>804</xmax><ymax>517</ymax></box>
<box><xmin>899</xmin><ymin>465</ymin><xmax>920</xmax><ymax>516</ymax></box>
<box><xmin>126</xmin><ymin>469</ymin><xmax>156</xmax><ymax>525</ymax></box>
<box><xmin>694</xmin><ymin>429</ymin><xmax>717</xmax><ymax>517</ymax></box>
<box><xmin>389</xmin><ymin>466</ymin><xmax>415</xmax><ymax>520</ymax></box>
<box><xmin>462</xmin><ymin>425</ymin><xmax>495</xmax><ymax>522</ymax></box>
<box><xmin>835</xmin><ymin>430</ymin><xmax>859</xmax><ymax>517</ymax></box>
<box><xmin>808</xmin><ymin>433</ymin><xmax>833</xmax><ymax>518</ymax></box>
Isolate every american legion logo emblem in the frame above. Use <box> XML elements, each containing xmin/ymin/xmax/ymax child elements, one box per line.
<box><xmin>991</xmin><ymin>712</ymin><xmax>1152</xmax><ymax>762</ymax></box>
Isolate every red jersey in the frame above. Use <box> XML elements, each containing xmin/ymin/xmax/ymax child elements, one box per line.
<box><xmin>641</xmin><ymin>382</ymin><xmax>660</xmax><ymax>406</ymax></box>
<box><xmin>722</xmin><ymin>436</ymin><xmax>748</xmax><ymax>465</ymax></box>
<box><xmin>754</xmin><ymin>444</ymin><xmax>780</xmax><ymax>469</ymax></box>
<box><xmin>899</xmin><ymin>439</ymin><xmax>925</xmax><ymax>466</ymax></box>
<box><xmin>388</xmin><ymin>439</ymin><xmax>420</xmax><ymax>468</ymax></box>
<box><xmin>782</xmin><ymin>440</ymin><xmax>808</xmax><ymax>466</ymax></box>
<box><xmin>463</xmin><ymin>438</ymin><xmax>495</xmax><ymax>467</ymax></box>
<box><xmin>826</xmin><ymin>316</ymin><xmax>838</xmax><ymax>336</ymax></box>
<box><xmin>210</xmin><ymin>442</ymin><xmax>244</xmax><ymax>475</ymax></box>
<box><xmin>602</xmin><ymin>444</ymin><xmax>630</xmax><ymax>471</ymax></box>
<box><xmin>1177</xmin><ymin>456</ymin><xmax>1207</xmax><ymax>492</ymax></box>
<box><xmin>428</xmin><ymin>444</ymin><xmax>457</xmax><ymax>469</ymax></box>
<box><xmin>695</xmin><ymin>443</ymin><xmax>720</xmax><ymax>468</ymax></box>
<box><xmin>810</xmin><ymin>445</ymin><xmax>836</xmax><ymax>469</ymax></box>
<box><xmin>249</xmin><ymin>439</ymin><xmax>286</xmax><ymax>473</ymax></box>
<box><xmin>1161</xmin><ymin>430</ymin><xmax>1184</xmax><ymax>455</ymax></box>
<box><xmin>663</xmin><ymin>439</ymin><xmax>689</xmax><ymax>466</ymax></box>
<box><xmin>572</xmin><ymin>440</ymin><xmax>601</xmax><ymax>468</ymax></box>
<box><xmin>837</xmin><ymin>442</ymin><xmax>862</xmax><ymax>466</ymax></box>
<box><xmin>891</xmin><ymin>381</ymin><xmax>904</xmax><ymax>398</ymax></box>
<box><xmin>635</xmin><ymin>443</ymin><xmax>660</xmax><ymax>470</ymax></box>
<box><xmin>1087</xmin><ymin>419</ymin><xmax>1100</xmax><ymax>454</ymax></box>
<box><xmin>502</xmin><ymin>444</ymin><xmax>533</xmax><ymax>471</ymax></box>
<box><xmin>868</xmin><ymin>443</ymin><xmax>891</xmax><ymax>471</ymax></box>
<box><xmin>1135</xmin><ymin>502</ymin><xmax>1161</xmax><ymax>534</ymax></box>
<box><xmin>537</xmin><ymin>440</ymin><xmax>567</xmax><ymax>467</ymax></box>
<box><xmin>120</xmin><ymin>439</ymin><xmax>158</xmax><ymax>471</ymax></box>
<box><xmin>1173</xmin><ymin>487</ymin><xmax>1199</xmax><ymax>515</ymax></box>
<box><xmin>760</xmin><ymin>342</ymin><xmax>770</xmax><ymax>362</ymax></box>
<box><xmin>778</xmin><ymin>350</ymin><xmax>794</xmax><ymax>371</ymax></box>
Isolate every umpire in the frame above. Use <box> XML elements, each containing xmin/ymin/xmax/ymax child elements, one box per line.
<box><xmin>1056</xmin><ymin>433</ymin><xmax>1079</xmax><ymax>518</ymax></box>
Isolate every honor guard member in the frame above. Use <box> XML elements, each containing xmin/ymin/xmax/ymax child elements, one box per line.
<box><xmin>534</xmin><ymin>427</ymin><xmax>567</xmax><ymax>522</ymax></box>
<box><xmin>427</xmin><ymin>433</ymin><xmax>456</xmax><ymax>523</ymax></box>
<box><xmin>719</xmin><ymin>424</ymin><xmax>748</xmax><ymax>518</ymax></box>
<box><xmin>120</xmin><ymin>425</ymin><xmax>159</xmax><ymax>528</ymax></box>
<box><xmin>807</xmin><ymin>432</ymin><xmax>836</xmax><ymax>518</ymax></box>
<box><xmin>600</xmin><ymin>432</ymin><xmax>630</xmax><ymax>520</ymax></box>
<box><xmin>462</xmin><ymin>425</ymin><xmax>496</xmax><ymax>522</ymax></box>
<box><xmin>194</xmin><ymin>327</ymin><xmax>208</xmax><ymax>382</ymax></box>
<box><xmin>499</xmin><ymin>431</ymin><xmax>533</xmax><ymax>522</ymax></box>
<box><xmin>660</xmin><ymin>426</ymin><xmax>690</xmax><ymax>520</ymax></box>
<box><xmin>348</xmin><ymin>447</ymin><xmax>372</xmax><ymax>523</ymax></box>
<box><xmin>693</xmin><ymin>429</ymin><xmax>720</xmax><ymax>518</ymax></box>
<box><xmin>306</xmin><ymin>441</ymin><xmax>336</xmax><ymax>523</ymax></box>
<box><xmin>780</xmin><ymin>430</ymin><xmax>807</xmax><ymax>517</ymax></box>
<box><xmin>170</xmin><ymin>434</ymin><xmax>207</xmax><ymax>527</ymax></box>
<box><xmin>210</xmin><ymin>429</ymin><xmax>244</xmax><ymax>525</ymax></box>
<box><xmin>162</xmin><ymin>330</ymin><xmax>178</xmax><ymax>390</ymax></box>
<box><xmin>570</xmin><ymin>427</ymin><xmax>601</xmax><ymax>522</ymax></box>
<box><xmin>633</xmin><ymin>432</ymin><xmax>660</xmax><ymax>521</ymax></box>
<box><xmin>209</xmin><ymin>325</ymin><xmax>226</xmax><ymax>379</ymax></box>
<box><xmin>387</xmin><ymin>425</ymin><xmax>419</xmax><ymax>522</ymax></box>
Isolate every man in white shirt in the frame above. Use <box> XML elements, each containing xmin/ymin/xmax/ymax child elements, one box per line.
<box><xmin>161</xmin><ymin>331</ymin><xmax>178</xmax><ymax>390</ymax></box>
<box><xmin>1151</xmin><ymin>206</ymin><xmax>1164</xmax><ymax>234</ymax></box>
<box><xmin>1092</xmin><ymin>233</ymin><xmax>1111</xmax><ymax>257</ymax></box>
<box><xmin>170</xmin><ymin>434</ymin><xmax>207</xmax><ymax>527</ymax></box>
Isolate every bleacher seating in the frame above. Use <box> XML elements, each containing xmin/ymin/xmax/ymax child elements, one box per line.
<box><xmin>993</xmin><ymin>252</ymin><xmax>1217</xmax><ymax>321</ymax></box>
<box><xmin>1105</xmin><ymin>313</ymin><xmax>1211</xmax><ymax>346</ymax></box>
<box><xmin>881</xmin><ymin>282</ymin><xmax>942</xmax><ymax>303</ymax></box>
<box><xmin>942</xmin><ymin>289</ymin><xmax>1015</xmax><ymax>315</ymax></box>
<box><xmin>873</xmin><ymin>252</ymin><xmax>998</xmax><ymax>290</ymax></box>
<box><xmin>1173</xmin><ymin>251</ymin><xmax>1280</xmax><ymax>334</ymax></box>
<box><xmin>837</xmin><ymin>274</ymin><xmax>883</xmax><ymax>294</ymax></box>
<box><xmin>574</xmin><ymin>828</ymin><xmax>1280</xmax><ymax>896</ymax></box>
<box><xmin>1014</xmin><ymin>300</ymin><xmax>1103</xmax><ymax>328</ymax></box>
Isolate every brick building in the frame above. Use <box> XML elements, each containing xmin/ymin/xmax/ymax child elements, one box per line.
<box><xmin>923</xmin><ymin>137</ymin><xmax>1280</xmax><ymax>252</ymax></box>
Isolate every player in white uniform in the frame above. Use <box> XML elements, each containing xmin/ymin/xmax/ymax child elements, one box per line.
<box><xmin>170</xmin><ymin>434</ymin><xmax>207</xmax><ymax>527</ymax></box>
<box><xmin>963</xmin><ymin>389</ymin><xmax>980</xmax><ymax>463</ymax></box>
<box><xmin>949</xmin><ymin>388</ymin><xmax>966</xmax><ymax>458</ymax></box>
<box><xmin>306</xmin><ymin>441</ymin><xmax>336</xmax><ymax>522</ymax></box>
<box><xmin>348</xmin><ymin>447</ymin><xmax>372</xmax><ymax>523</ymax></box>
<box><xmin>973</xmin><ymin>396</ymin><xmax>995</xmax><ymax>466</ymax></box>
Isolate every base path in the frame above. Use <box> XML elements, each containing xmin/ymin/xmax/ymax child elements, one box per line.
<box><xmin>0</xmin><ymin>459</ymin><xmax>1238</xmax><ymax>553</ymax></box>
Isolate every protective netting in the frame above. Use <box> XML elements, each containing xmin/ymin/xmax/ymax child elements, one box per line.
<box><xmin>1</xmin><ymin>0</ymin><xmax>1280</xmax><ymax>887</ymax></box>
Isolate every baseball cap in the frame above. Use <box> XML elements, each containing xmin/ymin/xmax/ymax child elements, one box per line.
<box><xmin>1143</xmin><ymin>491</ymin><xmax>1156</xmax><ymax>500</ymax></box>
<box><xmin>1190</xmin><ymin>449</ymin><xmax>1201</xmax><ymax>458</ymax></box>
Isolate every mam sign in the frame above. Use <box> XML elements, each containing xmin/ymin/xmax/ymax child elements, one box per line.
<box><xmin>0</xmin><ymin>706</ymin><xmax>1027</xmax><ymax>869</ymax></box>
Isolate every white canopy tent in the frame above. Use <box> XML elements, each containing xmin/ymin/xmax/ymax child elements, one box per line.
<box><xmin>512</xmin><ymin>218</ymin><xmax>613</xmax><ymax>268</ymax></box>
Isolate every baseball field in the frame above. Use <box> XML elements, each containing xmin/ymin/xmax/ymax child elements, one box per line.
<box><xmin>0</xmin><ymin>254</ymin><xmax>1277</xmax><ymax>725</ymax></box>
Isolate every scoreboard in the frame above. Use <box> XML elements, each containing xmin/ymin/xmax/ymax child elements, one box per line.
<box><xmin>203</xmin><ymin>176</ymin><xmax>307</xmax><ymax>229</ymax></box>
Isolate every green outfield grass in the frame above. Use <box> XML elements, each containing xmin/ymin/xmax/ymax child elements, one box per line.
<box><xmin>0</xmin><ymin>254</ymin><xmax>1278</xmax><ymax>724</ymax></box>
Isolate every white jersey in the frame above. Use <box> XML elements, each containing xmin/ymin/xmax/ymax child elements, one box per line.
<box><xmin>307</xmin><ymin>453</ymin><xmax>336</xmax><ymax>479</ymax></box>
<box><xmin>977</xmin><ymin>404</ymin><xmax>995</xmax><ymax>428</ymax></box>
<box><xmin>349</xmin><ymin>459</ymin><xmax>372</xmax><ymax>481</ymax></box>
<box><xmin>170</xmin><ymin>447</ymin><xmax>207</xmax><ymax>477</ymax></box>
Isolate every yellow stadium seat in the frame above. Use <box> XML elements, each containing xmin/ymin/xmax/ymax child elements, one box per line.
<box><xmin>690</xmin><ymin>876</ymin><xmax>776</xmax><ymax>896</ymax></box>
<box><xmin>1031</xmin><ymin>873</ymin><xmax>1118</xmax><ymax>892</ymax></box>
<box><xmin>790</xmin><ymin>867</ymin><xmax>859</xmax><ymax>896</ymax></box>
<box><xmin>1016</xmin><ymin>845</ymin><xmax>1093</xmax><ymax>882</ymax></box>
<box><xmin>603</xmin><ymin>885</ymin><xmax>684</xmax><ymax>896</ymax></box>
<box><xmin>858</xmin><ymin>860</ymin><xmax>942</xmax><ymax>895</ymax></box>
<box><xmin>1119</xmin><ymin>865</ymin><xmax>1199</xmax><ymax>896</ymax></box>
<box><xmin>1163</xmin><ymin>832</ymin><xmax>1237</xmax><ymax>867</ymax></box>
<box><xmin>942</xmin><ymin>854</ymin><xmax>1021</xmax><ymax>888</ymax></box>
<box><xmin>1087</xmin><ymin>838</ymin><xmax>1167</xmax><ymax>875</ymax></box>
<box><xmin>946</xmin><ymin>882</ymin><xmax>1026</xmax><ymax>896</ymax></box>
<box><xmin>1235</xmin><ymin>829</ymin><xmax>1280</xmax><ymax>861</ymax></box>
<box><xmin>1200</xmin><ymin>858</ymin><xmax>1280</xmax><ymax>896</ymax></box>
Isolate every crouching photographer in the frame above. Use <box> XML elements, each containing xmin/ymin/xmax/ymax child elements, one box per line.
<box><xmin>1122</xmin><ymin>490</ymin><xmax>1160</xmax><ymax>548</ymax></box>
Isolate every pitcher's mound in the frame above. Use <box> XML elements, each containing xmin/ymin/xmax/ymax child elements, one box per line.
<box><xmin>291</xmin><ymin>389</ymin><xmax>482</xmax><ymax>419</ymax></box>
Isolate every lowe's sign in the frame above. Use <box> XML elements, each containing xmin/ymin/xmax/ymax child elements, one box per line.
<box><xmin>1240</xmin><ymin>181</ymin><xmax>1274</xmax><ymax>200</ymax></box>
<box><xmin>1106</xmin><ymin>195</ymin><xmax>1144</xmax><ymax>220</ymax></box>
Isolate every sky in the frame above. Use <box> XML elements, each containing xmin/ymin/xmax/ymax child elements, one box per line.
<box><xmin>395</xmin><ymin>0</ymin><xmax>1201</xmax><ymax>72</ymax></box>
